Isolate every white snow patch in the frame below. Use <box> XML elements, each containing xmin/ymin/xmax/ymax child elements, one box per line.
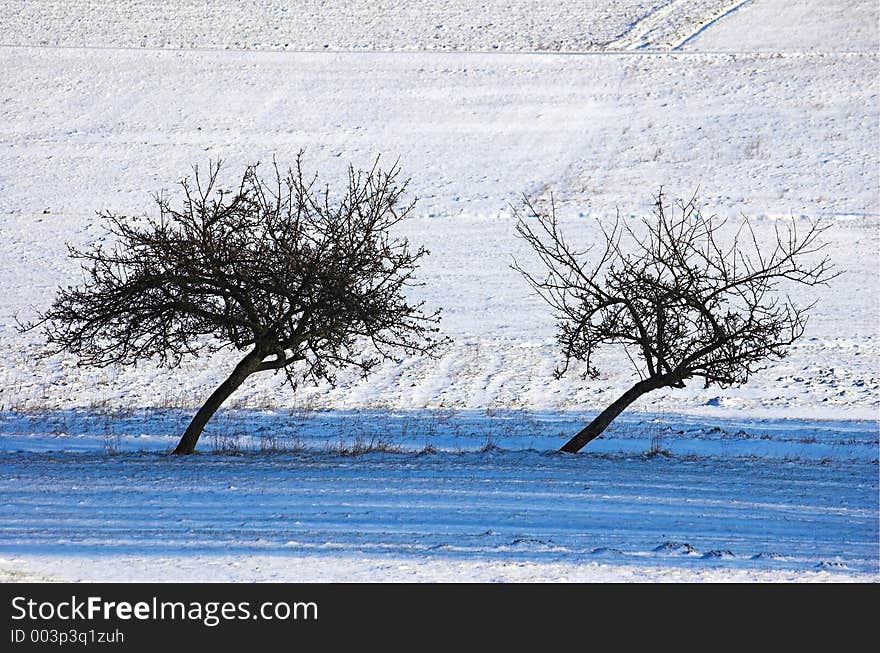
<box><xmin>0</xmin><ymin>1</ymin><xmax>742</xmax><ymax>52</ymax></box>
<box><xmin>3</xmin><ymin>554</ymin><xmax>874</xmax><ymax>583</ymax></box>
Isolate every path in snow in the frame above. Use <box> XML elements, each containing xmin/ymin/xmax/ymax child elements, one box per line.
<box><xmin>607</xmin><ymin>0</ymin><xmax>753</xmax><ymax>50</ymax></box>
<box><xmin>0</xmin><ymin>448</ymin><xmax>875</xmax><ymax>581</ymax></box>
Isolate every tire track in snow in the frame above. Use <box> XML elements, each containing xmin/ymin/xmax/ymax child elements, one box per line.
<box><xmin>674</xmin><ymin>0</ymin><xmax>754</xmax><ymax>50</ymax></box>
<box><xmin>605</xmin><ymin>0</ymin><xmax>692</xmax><ymax>49</ymax></box>
<box><xmin>0</xmin><ymin>452</ymin><xmax>875</xmax><ymax>576</ymax></box>
<box><xmin>607</xmin><ymin>0</ymin><xmax>753</xmax><ymax>50</ymax></box>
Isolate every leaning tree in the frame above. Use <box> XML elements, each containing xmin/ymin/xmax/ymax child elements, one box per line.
<box><xmin>27</xmin><ymin>153</ymin><xmax>444</xmax><ymax>454</ymax></box>
<box><xmin>512</xmin><ymin>191</ymin><xmax>835</xmax><ymax>453</ymax></box>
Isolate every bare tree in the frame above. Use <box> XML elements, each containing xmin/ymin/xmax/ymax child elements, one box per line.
<box><xmin>512</xmin><ymin>190</ymin><xmax>836</xmax><ymax>453</ymax></box>
<box><xmin>25</xmin><ymin>154</ymin><xmax>444</xmax><ymax>454</ymax></box>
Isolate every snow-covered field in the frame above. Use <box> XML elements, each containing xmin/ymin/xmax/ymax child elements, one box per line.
<box><xmin>0</xmin><ymin>0</ymin><xmax>766</xmax><ymax>52</ymax></box>
<box><xmin>2</xmin><ymin>49</ymin><xmax>877</xmax><ymax>417</ymax></box>
<box><xmin>1</xmin><ymin>448</ymin><xmax>875</xmax><ymax>582</ymax></box>
<box><xmin>0</xmin><ymin>0</ymin><xmax>877</xmax><ymax>581</ymax></box>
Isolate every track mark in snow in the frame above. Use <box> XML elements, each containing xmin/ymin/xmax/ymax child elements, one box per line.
<box><xmin>0</xmin><ymin>452</ymin><xmax>875</xmax><ymax>579</ymax></box>
<box><xmin>607</xmin><ymin>0</ymin><xmax>753</xmax><ymax>50</ymax></box>
<box><xmin>674</xmin><ymin>0</ymin><xmax>754</xmax><ymax>50</ymax></box>
<box><xmin>605</xmin><ymin>0</ymin><xmax>691</xmax><ymax>49</ymax></box>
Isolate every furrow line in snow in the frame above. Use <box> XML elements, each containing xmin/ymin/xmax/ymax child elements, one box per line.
<box><xmin>674</xmin><ymin>0</ymin><xmax>753</xmax><ymax>50</ymax></box>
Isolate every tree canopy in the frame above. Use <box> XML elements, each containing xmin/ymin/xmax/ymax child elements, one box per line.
<box><xmin>29</xmin><ymin>154</ymin><xmax>444</xmax><ymax>453</ymax></box>
<box><xmin>513</xmin><ymin>191</ymin><xmax>835</xmax><ymax>452</ymax></box>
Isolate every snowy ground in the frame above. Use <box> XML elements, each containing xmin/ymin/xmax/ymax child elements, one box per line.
<box><xmin>0</xmin><ymin>1</ymin><xmax>766</xmax><ymax>52</ymax></box>
<box><xmin>2</xmin><ymin>50</ymin><xmax>877</xmax><ymax>417</ymax></box>
<box><xmin>3</xmin><ymin>1</ymin><xmax>875</xmax><ymax>52</ymax></box>
<box><xmin>0</xmin><ymin>1</ymin><xmax>877</xmax><ymax>581</ymax></box>
<box><xmin>1</xmin><ymin>407</ymin><xmax>875</xmax><ymax>582</ymax></box>
<box><xmin>0</xmin><ymin>447</ymin><xmax>876</xmax><ymax>582</ymax></box>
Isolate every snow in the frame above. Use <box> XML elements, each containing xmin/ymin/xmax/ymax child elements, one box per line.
<box><xmin>682</xmin><ymin>0</ymin><xmax>880</xmax><ymax>52</ymax></box>
<box><xmin>2</xmin><ymin>50</ymin><xmax>876</xmax><ymax>417</ymax></box>
<box><xmin>0</xmin><ymin>0</ymin><xmax>878</xmax><ymax>582</ymax></box>
<box><xmin>0</xmin><ymin>449</ymin><xmax>876</xmax><ymax>582</ymax></box>
<box><xmin>4</xmin><ymin>554</ymin><xmax>872</xmax><ymax>583</ymax></box>
<box><xmin>1</xmin><ymin>409</ymin><xmax>877</xmax><ymax>462</ymax></box>
<box><xmin>0</xmin><ymin>1</ymin><xmax>753</xmax><ymax>52</ymax></box>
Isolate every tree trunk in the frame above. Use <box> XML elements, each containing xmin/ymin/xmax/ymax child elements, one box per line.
<box><xmin>172</xmin><ymin>350</ymin><xmax>264</xmax><ymax>454</ymax></box>
<box><xmin>560</xmin><ymin>377</ymin><xmax>664</xmax><ymax>453</ymax></box>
